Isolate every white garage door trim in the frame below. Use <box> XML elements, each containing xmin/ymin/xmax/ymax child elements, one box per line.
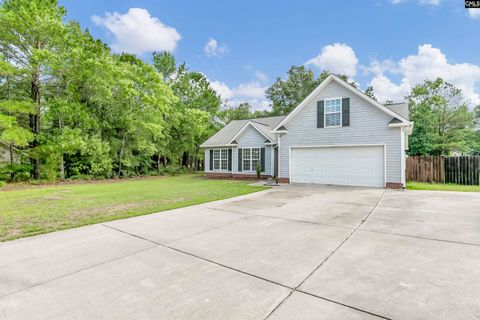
<box><xmin>289</xmin><ymin>144</ymin><xmax>386</xmax><ymax>188</ymax></box>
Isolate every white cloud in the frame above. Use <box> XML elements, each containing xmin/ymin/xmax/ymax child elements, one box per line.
<box><xmin>246</xmin><ymin>64</ymin><xmax>268</xmax><ymax>82</ymax></box>
<box><xmin>204</xmin><ymin>38</ymin><xmax>229</xmax><ymax>57</ymax></box>
<box><xmin>360</xmin><ymin>59</ymin><xmax>398</xmax><ymax>76</ymax></box>
<box><xmin>210</xmin><ymin>81</ymin><xmax>234</xmax><ymax>100</ymax></box>
<box><xmin>92</xmin><ymin>8</ymin><xmax>181</xmax><ymax>54</ymax></box>
<box><xmin>227</xmin><ymin>99</ymin><xmax>271</xmax><ymax>111</ymax></box>
<box><xmin>253</xmin><ymin>70</ymin><xmax>268</xmax><ymax>82</ymax></box>
<box><xmin>234</xmin><ymin>82</ymin><xmax>267</xmax><ymax>99</ymax></box>
<box><xmin>210</xmin><ymin>80</ymin><xmax>269</xmax><ymax>110</ymax></box>
<box><xmin>306</xmin><ymin>43</ymin><xmax>359</xmax><ymax>77</ymax></box>
<box><xmin>370</xmin><ymin>75</ymin><xmax>411</xmax><ymax>103</ymax></box>
<box><xmin>368</xmin><ymin>44</ymin><xmax>480</xmax><ymax>105</ymax></box>
<box><xmin>468</xmin><ymin>8</ymin><xmax>480</xmax><ymax>19</ymax></box>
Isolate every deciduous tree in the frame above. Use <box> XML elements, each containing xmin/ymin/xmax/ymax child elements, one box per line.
<box><xmin>408</xmin><ymin>78</ymin><xmax>475</xmax><ymax>155</ymax></box>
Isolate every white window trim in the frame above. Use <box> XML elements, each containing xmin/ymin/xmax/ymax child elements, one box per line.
<box><xmin>212</xmin><ymin>148</ymin><xmax>229</xmax><ymax>171</ymax></box>
<box><xmin>324</xmin><ymin>97</ymin><xmax>342</xmax><ymax>128</ymax></box>
<box><xmin>241</xmin><ymin>147</ymin><xmax>261</xmax><ymax>172</ymax></box>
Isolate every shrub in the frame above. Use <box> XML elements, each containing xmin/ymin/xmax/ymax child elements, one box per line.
<box><xmin>256</xmin><ymin>162</ymin><xmax>261</xmax><ymax>179</ymax></box>
<box><xmin>69</xmin><ymin>174</ymin><xmax>93</xmax><ymax>180</ymax></box>
<box><xmin>159</xmin><ymin>165</ymin><xmax>187</xmax><ymax>176</ymax></box>
<box><xmin>0</xmin><ymin>163</ymin><xmax>31</xmax><ymax>182</ymax></box>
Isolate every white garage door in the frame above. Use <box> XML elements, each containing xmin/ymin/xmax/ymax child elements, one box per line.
<box><xmin>290</xmin><ymin>145</ymin><xmax>385</xmax><ymax>187</ymax></box>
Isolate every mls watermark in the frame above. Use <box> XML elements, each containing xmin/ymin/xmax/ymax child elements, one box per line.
<box><xmin>466</xmin><ymin>1</ymin><xmax>480</xmax><ymax>8</ymax></box>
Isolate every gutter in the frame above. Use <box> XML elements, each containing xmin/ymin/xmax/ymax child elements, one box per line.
<box><xmin>199</xmin><ymin>144</ymin><xmax>238</xmax><ymax>148</ymax></box>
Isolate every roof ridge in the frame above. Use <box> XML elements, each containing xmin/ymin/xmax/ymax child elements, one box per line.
<box><xmin>250</xmin><ymin>119</ymin><xmax>270</xmax><ymax>126</ymax></box>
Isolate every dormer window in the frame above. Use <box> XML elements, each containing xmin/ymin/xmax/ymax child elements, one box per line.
<box><xmin>325</xmin><ymin>98</ymin><xmax>342</xmax><ymax>127</ymax></box>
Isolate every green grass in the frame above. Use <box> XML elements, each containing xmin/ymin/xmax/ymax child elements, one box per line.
<box><xmin>0</xmin><ymin>174</ymin><xmax>268</xmax><ymax>242</ymax></box>
<box><xmin>407</xmin><ymin>181</ymin><xmax>480</xmax><ymax>192</ymax></box>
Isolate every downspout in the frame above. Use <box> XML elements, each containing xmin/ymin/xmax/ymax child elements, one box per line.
<box><xmin>400</xmin><ymin>126</ymin><xmax>406</xmax><ymax>188</ymax></box>
<box><xmin>270</xmin><ymin>145</ymin><xmax>274</xmax><ymax>177</ymax></box>
<box><xmin>278</xmin><ymin>134</ymin><xmax>281</xmax><ymax>180</ymax></box>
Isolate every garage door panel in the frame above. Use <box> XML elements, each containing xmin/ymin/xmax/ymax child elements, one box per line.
<box><xmin>291</xmin><ymin>146</ymin><xmax>384</xmax><ymax>188</ymax></box>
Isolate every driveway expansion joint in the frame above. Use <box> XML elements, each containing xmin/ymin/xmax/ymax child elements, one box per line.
<box><xmin>0</xmin><ymin>245</ymin><xmax>156</xmax><ymax>300</ymax></box>
<box><xmin>206</xmin><ymin>206</ymin><xmax>356</xmax><ymax>231</ymax></box>
<box><xmin>102</xmin><ymin>224</ymin><xmax>295</xmax><ymax>290</ymax></box>
<box><xmin>295</xmin><ymin>289</ymin><xmax>393</xmax><ymax>320</ymax></box>
<box><xmin>264</xmin><ymin>188</ymin><xmax>388</xmax><ymax>320</ymax></box>
<box><xmin>358</xmin><ymin>228</ymin><xmax>480</xmax><ymax>247</ymax></box>
<box><xmin>103</xmin><ymin>218</ymin><xmax>392</xmax><ymax>320</ymax></box>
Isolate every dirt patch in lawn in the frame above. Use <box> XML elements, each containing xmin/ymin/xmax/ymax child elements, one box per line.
<box><xmin>70</xmin><ymin>202</ymin><xmax>145</xmax><ymax>219</ymax></box>
<box><xmin>0</xmin><ymin>175</ymin><xmax>173</xmax><ymax>191</ymax></box>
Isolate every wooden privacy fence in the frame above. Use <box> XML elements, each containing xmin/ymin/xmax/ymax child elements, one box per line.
<box><xmin>406</xmin><ymin>156</ymin><xmax>480</xmax><ymax>185</ymax></box>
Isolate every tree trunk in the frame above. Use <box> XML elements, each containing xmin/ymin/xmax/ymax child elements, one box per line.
<box><xmin>59</xmin><ymin>154</ymin><xmax>65</xmax><ymax>180</ymax></box>
<box><xmin>157</xmin><ymin>153</ymin><xmax>161</xmax><ymax>172</ymax></box>
<box><xmin>58</xmin><ymin>118</ymin><xmax>65</xmax><ymax>180</ymax></box>
<box><xmin>182</xmin><ymin>151</ymin><xmax>189</xmax><ymax>167</ymax></box>
<box><xmin>30</xmin><ymin>65</ymin><xmax>41</xmax><ymax>179</ymax></box>
<box><xmin>194</xmin><ymin>147</ymin><xmax>200</xmax><ymax>171</ymax></box>
<box><xmin>117</xmin><ymin>132</ymin><xmax>126</xmax><ymax>178</ymax></box>
<box><xmin>9</xmin><ymin>143</ymin><xmax>14</xmax><ymax>164</ymax></box>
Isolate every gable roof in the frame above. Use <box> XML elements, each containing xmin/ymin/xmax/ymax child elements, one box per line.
<box><xmin>200</xmin><ymin>116</ymin><xmax>285</xmax><ymax>148</ymax></box>
<box><xmin>273</xmin><ymin>74</ymin><xmax>411</xmax><ymax>131</ymax></box>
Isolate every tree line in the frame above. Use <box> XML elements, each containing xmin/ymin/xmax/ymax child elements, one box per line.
<box><xmin>0</xmin><ymin>0</ymin><xmax>478</xmax><ymax>183</ymax></box>
<box><xmin>0</xmin><ymin>0</ymin><xmax>222</xmax><ymax>182</ymax></box>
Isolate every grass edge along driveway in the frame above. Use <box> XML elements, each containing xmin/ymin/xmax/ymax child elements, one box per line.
<box><xmin>0</xmin><ymin>175</ymin><xmax>269</xmax><ymax>242</ymax></box>
<box><xmin>407</xmin><ymin>181</ymin><xmax>480</xmax><ymax>192</ymax></box>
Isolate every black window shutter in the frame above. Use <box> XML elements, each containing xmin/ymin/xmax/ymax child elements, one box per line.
<box><xmin>228</xmin><ymin>149</ymin><xmax>232</xmax><ymax>171</ymax></box>
<box><xmin>260</xmin><ymin>148</ymin><xmax>265</xmax><ymax>172</ymax></box>
<box><xmin>238</xmin><ymin>148</ymin><xmax>242</xmax><ymax>171</ymax></box>
<box><xmin>209</xmin><ymin>150</ymin><xmax>213</xmax><ymax>170</ymax></box>
<box><xmin>342</xmin><ymin>98</ymin><xmax>350</xmax><ymax>127</ymax></box>
<box><xmin>317</xmin><ymin>100</ymin><xmax>324</xmax><ymax>128</ymax></box>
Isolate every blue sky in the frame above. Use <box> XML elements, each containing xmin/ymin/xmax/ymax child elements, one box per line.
<box><xmin>61</xmin><ymin>0</ymin><xmax>480</xmax><ymax>109</ymax></box>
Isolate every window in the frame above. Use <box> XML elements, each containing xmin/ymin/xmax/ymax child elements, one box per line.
<box><xmin>213</xmin><ymin>149</ymin><xmax>229</xmax><ymax>170</ymax></box>
<box><xmin>325</xmin><ymin>98</ymin><xmax>342</xmax><ymax>127</ymax></box>
<box><xmin>242</xmin><ymin>147</ymin><xmax>260</xmax><ymax>171</ymax></box>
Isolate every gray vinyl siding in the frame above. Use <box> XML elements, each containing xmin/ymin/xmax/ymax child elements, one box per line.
<box><xmin>204</xmin><ymin>125</ymin><xmax>273</xmax><ymax>175</ymax></box>
<box><xmin>233</xmin><ymin>126</ymin><xmax>272</xmax><ymax>175</ymax></box>
<box><xmin>279</xmin><ymin>81</ymin><xmax>402</xmax><ymax>183</ymax></box>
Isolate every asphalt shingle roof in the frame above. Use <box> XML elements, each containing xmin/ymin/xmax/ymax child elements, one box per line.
<box><xmin>385</xmin><ymin>103</ymin><xmax>409</xmax><ymax>120</ymax></box>
<box><xmin>200</xmin><ymin>116</ymin><xmax>285</xmax><ymax>148</ymax></box>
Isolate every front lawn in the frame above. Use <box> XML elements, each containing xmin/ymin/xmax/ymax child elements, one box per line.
<box><xmin>407</xmin><ymin>181</ymin><xmax>480</xmax><ymax>192</ymax></box>
<box><xmin>0</xmin><ymin>175</ymin><xmax>268</xmax><ymax>242</ymax></box>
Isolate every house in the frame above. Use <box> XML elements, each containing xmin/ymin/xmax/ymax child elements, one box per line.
<box><xmin>201</xmin><ymin>74</ymin><xmax>413</xmax><ymax>188</ymax></box>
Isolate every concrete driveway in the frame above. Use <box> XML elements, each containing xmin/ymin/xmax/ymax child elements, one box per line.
<box><xmin>1</xmin><ymin>184</ymin><xmax>480</xmax><ymax>320</ymax></box>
